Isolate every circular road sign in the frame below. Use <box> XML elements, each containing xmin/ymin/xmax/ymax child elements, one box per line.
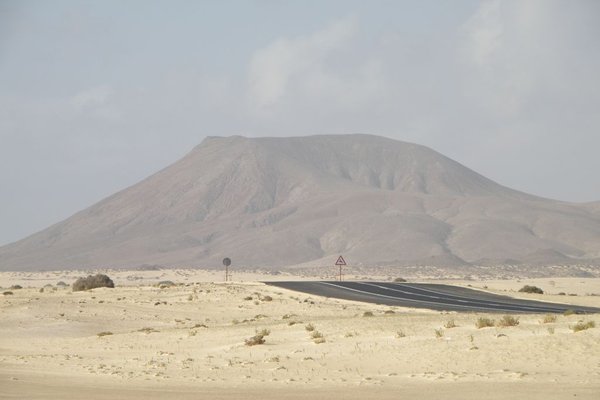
<box><xmin>222</xmin><ymin>257</ymin><xmax>231</xmax><ymax>267</ymax></box>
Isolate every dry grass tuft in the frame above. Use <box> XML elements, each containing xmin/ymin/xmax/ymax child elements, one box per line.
<box><xmin>497</xmin><ymin>315</ymin><xmax>519</xmax><ymax>327</ymax></box>
<box><xmin>542</xmin><ymin>314</ymin><xmax>557</xmax><ymax>324</ymax></box>
<box><xmin>444</xmin><ymin>319</ymin><xmax>457</xmax><ymax>328</ymax></box>
<box><xmin>362</xmin><ymin>311</ymin><xmax>375</xmax><ymax>317</ymax></box>
<box><xmin>245</xmin><ymin>329</ymin><xmax>271</xmax><ymax>346</ymax></box>
<box><xmin>571</xmin><ymin>320</ymin><xmax>595</xmax><ymax>332</ymax></box>
<box><xmin>476</xmin><ymin>317</ymin><xmax>495</xmax><ymax>329</ymax></box>
<box><xmin>310</xmin><ymin>330</ymin><xmax>325</xmax><ymax>344</ymax></box>
<box><xmin>305</xmin><ymin>323</ymin><xmax>315</xmax><ymax>332</ymax></box>
<box><xmin>138</xmin><ymin>327</ymin><xmax>159</xmax><ymax>334</ymax></box>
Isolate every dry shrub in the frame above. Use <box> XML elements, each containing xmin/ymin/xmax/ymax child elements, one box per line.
<box><xmin>362</xmin><ymin>311</ymin><xmax>374</xmax><ymax>317</ymax></box>
<box><xmin>73</xmin><ymin>274</ymin><xmax>114</xmax><ymax>292</ymax></box>
<box><xmin>3</xmin><ymin>291</ymin><xmax>13</xmax><ymax>296</ymax></box>
<box><xmin>9</xmin><ymin>285</ymin><xmax>23</xmax><ymax>290</ymax></box>
<box><xmin>497</xmin><ymin>315</ymin><xmax>519</xmax><ymax>327</ymax></box>
<box><xmin>518</xmin><ymin>285</ymin><xmax>543</xmax><ymax>294</ymax></box>
<box><xmin>394</xmin><ymin>278</ymin><xmax>407</xmax><ymax>283</ymax></box>
<box><xmin>542</xmin><ymin>314</ymin><xmax>557</xmax><ymax>324</ymax></box>
<box><xmin>245</xmin><ymin>328</ymin><xmax>270</xmax><ymax>346</ymax></box>
<box><xmin>476</xmin><ymin>317</ymin><xmax>495</xmax><ymax>329</ymax></box>
<box><xmin>571</xmin><ymin>321</ymin><xmax>595</xmax><ymax>332</ymax></box>
<box><xmin>244</xmin><ymin>335</ymin><xmax>265</xmax><ymax>346</ymax></box>
<box><xmin>444</xmin><ymin>319</ymin><xmax>457</xmax><ymax>328</ymax></box>
<box><xmin>563</xmin><ymin>309</ymin><xmax>576</xmax><ymax>316</ymax></box>
<box><xmin>97</xmin><ymin>331</ymin><xmax>113</xmax><ymax>337</ymax></box>
<box><xmin>310</xmin><ymin>330</ymin><xmax>325</xmax><ymax>344</ymax></box>
<box><xmin>305</xmin><ymin>323</ymin><xmax>315</xmax><ymax>332</ymax></box>
<box><xmin>435</xmin><ymin>328</ymin><xmax>444</xmax><ymax>338</ymax></box>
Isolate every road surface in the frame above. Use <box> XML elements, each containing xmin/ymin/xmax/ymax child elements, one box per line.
<box><xmin>265</xmin><ymin>281</ymin><xmax>600</xmax><ymax>313</ymax></box>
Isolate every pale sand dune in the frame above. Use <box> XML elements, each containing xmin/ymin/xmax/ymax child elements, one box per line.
<box><xmin>1</xmin><ymin>270</ymin><xmax>599</xmax><ymax>399</ymax></box>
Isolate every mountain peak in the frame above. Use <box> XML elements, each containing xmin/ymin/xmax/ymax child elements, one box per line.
<box><xmin>1</xmin><ymin>134</ymin><xmax>599</xmax><ymax>271</ymax></box>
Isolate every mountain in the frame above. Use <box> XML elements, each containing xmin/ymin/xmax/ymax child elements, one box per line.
<box><xmin>1</xmin><ymin>134</ymin><xmax>600</xmax><ymax>271</ymax></box>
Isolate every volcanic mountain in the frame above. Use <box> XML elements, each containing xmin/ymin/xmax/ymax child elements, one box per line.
<box><xmin>1</xmin><ymin>134</ymin><xmax>599</xmax><ymax>271</ymax></box>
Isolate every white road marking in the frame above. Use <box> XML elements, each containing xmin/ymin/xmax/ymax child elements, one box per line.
<box><xmin>317</xmin><ymin>282</ymin><xmax>542</xmax><ymax>312</ymax></box>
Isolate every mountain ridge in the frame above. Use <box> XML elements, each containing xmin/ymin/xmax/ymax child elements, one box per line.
<box><xmin>1</xmin><ymin>134</ymin><xmax>599</xmax><ymax>271</ymax></box>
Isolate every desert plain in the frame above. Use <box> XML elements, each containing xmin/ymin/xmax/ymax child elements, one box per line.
<box><xmin>1</xmin><ymin>269</ymin><xmax>599</xmax><ymax>399</ymax></box>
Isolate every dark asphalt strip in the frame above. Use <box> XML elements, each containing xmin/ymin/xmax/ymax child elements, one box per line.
<box><xmin>265</xmin><ymin>281</ymin><xmax>600</xmax><ymax>314</ymax></box>
<box><xmin>362</xmin><ymin>282</ymin><xmax>572</xmax><ymax>312</ymax></box>
<box><xmin>322</xmin><ymin>281</ymin><xmax>565</xmax><ymax>313</ymax></box>
<box><xmin>345</xmin><ymin>282</ymin><xmax>567</xmax><ymax>313</ymax></box>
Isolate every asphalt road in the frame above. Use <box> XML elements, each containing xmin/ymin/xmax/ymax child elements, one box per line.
<box><xmin>265</xmin><ymin>281</ymin><xmax>600</xmax><ymax>314</ymax></box>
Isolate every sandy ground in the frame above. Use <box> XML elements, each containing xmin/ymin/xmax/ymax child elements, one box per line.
<box><xmin>1</xmin><ymin>270</ymin><xmax>599</xmax><ymax>399</ymax></box>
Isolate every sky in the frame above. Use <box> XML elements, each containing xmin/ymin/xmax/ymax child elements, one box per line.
<box><xmin>1</xmin><ymin>0</ymin><xmax>599</xmax><ymax>246</ymax></box>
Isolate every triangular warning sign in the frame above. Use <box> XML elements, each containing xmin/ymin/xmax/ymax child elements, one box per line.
<box><xmin>335</xmin><ymin>255</ymin><xmax>347</xmax><ymax>266</ymax></box>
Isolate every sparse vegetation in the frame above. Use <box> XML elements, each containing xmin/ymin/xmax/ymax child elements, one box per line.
<box><xmin>243</xmin><ymin>296</ymin><xmax>253</xmax><ymax>301</ymax></box>
<box><xmin>518</xmin><ymin>285</ymin><xmax>543</xmax><ymax>294</ymax></box>
<box><xmin>73</xmin><ymin>274</ymin><xmax>114</xmax><ymax>292</ymax></box>
<box><xmin>396</xmin><ymin>330</ymin><xmax>406</xmax><ymax>338</ymax></box>
<box><xmin>245</xmin><ymin>328</ymin><xmax>271</xmax><ymax>346</ymax></box>
<box><xmin>245</xmin><ymin>335</ymin><xmax>265</xmax><ymax>346</ymax></box>
<box><xmin>3</xmin><ymin>291</ymin><xmax>13</xmax><ymax>296</ymax></box>
<box><xmin>362</xmin><ymin>311</ymin><xmax>374</xmax><ymax>317</ymax></box>
<box><xmin>571</xmin><ymin>320</ymin><xmax>595</xmax><ymax>332</ymax></box>
<box><xmin>138</xmin><ymin>327</ymin><xmax>159</xmax><ymax>334</ymax></box>
<box><xmin>542</xmin><ymin>314</ymin><xmax>557</xmax><ymax>324</ymax></box>
<box><xmin>393</xmin><ymin>278</ymin><xmax>407</xmax><ymax>283</ymax></box>
<box><xmin>564</xmin><ymin>309</ymin><xmax>576</xmax><ymax>316</ymax></box>
<box><xmin>497</xmin><ymin>315</ymin><xmax>519</xmax><ymax>327</ymax></box>
<box><xmin>261</xmin><ymin>295</ymin><xmax>273</xmax><ymax>302</ymax></box>
<box><xmin>97</xmin><ymin>331</ymin><xmax>113</xmax><ymax>337</ymax></box>
<box><xmin>444</xmin><ymin>319</ymin><xmax>457</xmax><ymax>328</ymax></box>
<box><xmin>157</xmin><ymin>281</ymin><xmax>176</xmax><ymax>288</ymax></box>
<box><xmin>56</xmin><ymin>281</ymin><xmax>67</xmax><ymax>287</ymax></box>
<box><xmin>435</xmin><ymin>328</ymin><xmax>444</xmax><ymax>338</ymax></box>
<box><xmin>476</xmin><ymin>317</ymin><xmax>495</xmax><ymax>329</ymax></box>
<box><xmin>384</xmin><ymin>310</ymin><xmax>395</xmax><ymax>315</ymax></box>
<box><xmin>305</xmin><ymin>323</ymin><xmax>315</xmax><ymax>332</ymax></box>
<box><xmin>310</xmin><ymin>330</ymin><xmax>325</xmax><ymax>344</ymax></box>
<box><xmin>9</xmin><ymin>285</ymin><xmax>23</xmax><ymax>290</ymax></box>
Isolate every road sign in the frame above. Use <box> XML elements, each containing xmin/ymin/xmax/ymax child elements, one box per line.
<box><xmin>335</xmin><ymin>255</ymin><xmax>346</xmax><ymax>266</ymax></box>
<box><xmin>223</xmin><ymin>257</ymin><xmax>231</xmax><ymax>281</ymax></box>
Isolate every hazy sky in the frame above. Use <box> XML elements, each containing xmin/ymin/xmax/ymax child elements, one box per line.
<box><xmin>1</xmin><ymin>0</ymin><xmax>599</xmax><ymax>245</ymax></box>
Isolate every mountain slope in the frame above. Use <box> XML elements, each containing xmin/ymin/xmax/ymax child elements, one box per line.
<box><xmin>1</xmin><ymin>134</ymin><xmax>599</xmax><ymax>271</ymax></box>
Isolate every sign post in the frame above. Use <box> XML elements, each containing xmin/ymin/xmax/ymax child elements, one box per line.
<box><xmin>335</xmin><ymin>255</ymin><xmax>346</xmax><ymax>281</ymax></box>
<box><xmin>222</xmin><ymin>257</ymin><xmax>231</xmax><ymax>282</ymax></box>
